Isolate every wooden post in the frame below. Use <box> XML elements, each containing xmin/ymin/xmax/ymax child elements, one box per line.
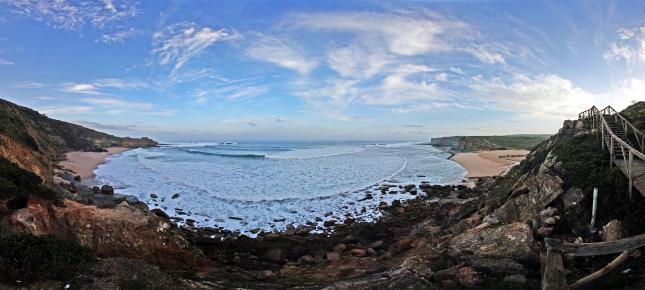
<box><xmin>610</xmin><ymin>138</ymin><xmax>614</xmax><ymax>168</ymax></box>
<box><xmin>591</xmin><ymin>187</ymin><xmax>598</xmax><ymax>227</ymax></box>
<box><xmin>542</xmin><ymin>247</ymin><xmax>567</xmax><ymax>290</ymax></box>
<box><xmin>629</xmin><ymin>151</ymin><xmax>633</xmax><ymax>201</ymax></box>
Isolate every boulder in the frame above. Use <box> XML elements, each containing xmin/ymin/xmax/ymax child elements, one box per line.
<box><xmin>8</xmin><ymin>198</ymin><xmax>208</xmax><ymax>271</ymax></box>
<box><xmin>100</xmin><ymin>185</ymin><xmax>114</xmax><ymax>195</ymax></box>
<box><xmin>488</xmin><ymin>173</ymin><xmax>563</xmax><ymax>224</ymax></box>
<box><xmin>447</xmin><ymin>222</ymin><xmax>538</xmax><ymax>261</ymax></box>
<box><xmin>601</xmin><ymin>219</ymin><xmax>624</xmax><ymax>241</ymax></box>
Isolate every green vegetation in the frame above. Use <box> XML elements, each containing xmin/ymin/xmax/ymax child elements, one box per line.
<box><xmin>0</xmin><ymin>235</ymin><xmax>93</xmax><ymax>284</ymax></box>
<box><xmin>620</xmin><ymin>101</ymin><xmax>645</xmax><ymax>131</ymax></box>
<box><xmin>0</xmin><ymin>157</ymin><xmax>58</xmax><ymax>205</ymax></box>
<box><xmin>431</xmin><ymin>134</ymin><xmax>551</xmax><ymax>152</ymax></box>
<box><xmin>552</xmin><ymin>133</ymin><xmax>626</xmax><ymax>194</ymax></box>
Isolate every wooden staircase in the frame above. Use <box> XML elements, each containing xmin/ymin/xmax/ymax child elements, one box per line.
<box><xmin>579</xmin><ymin>106</ymin><xmax>645</xmax><ymax>198</ymax></box>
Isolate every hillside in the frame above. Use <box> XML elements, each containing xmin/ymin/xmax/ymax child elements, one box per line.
<box><xmin>0</xmin><ymin>98</ymin><xmax>156</xmax><ymax>183</ymax></box>
<box><xmin>430</xmin><ymin>134</ymin><xmax>551</xmax><ymax>152</ymax></box>
<box><xmin>621</xmin><ymin>101</ymin><xmax>645</xmax><ymax>131</ymax></box>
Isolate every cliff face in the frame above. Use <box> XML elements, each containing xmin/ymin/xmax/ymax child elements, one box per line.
<box><xmin>0</xmin><ymin>98</ymin><xmax>157</xmax><ymax>183</ymax></box>
<box><xmin>430</xmin><ymin>134</ymin><xmax>550</xmax><ymax>152</ymax></box>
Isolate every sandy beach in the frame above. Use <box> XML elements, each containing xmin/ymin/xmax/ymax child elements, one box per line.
<box><xmin>60</xmin><ymin>147</ymin><xmax>131</xmax><ymax>179</ymax></box>
<box><xmin>450</xmin><ymin>149</ymin><xmax>529</xmax><ymax>178</ymax></box>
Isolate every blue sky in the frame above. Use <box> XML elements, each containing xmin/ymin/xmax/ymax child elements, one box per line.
<box><xmin>0</xmin><ymin>0</ymin><xmax>643</xmax><ymax>141</ymax></box>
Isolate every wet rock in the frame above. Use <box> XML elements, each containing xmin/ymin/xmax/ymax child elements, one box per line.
<box><xmin>92</xmin><ymin>186</ymin><xmax>101</xmax><ymax>194</ymax></box>
<box><xmin>324</xmin><ymin>211</ymin><xmax>333</xmax><ymax>217</ymax></box>
<box><xmin>274</xmin><ymin>218</ymin><xmax>286</xmax><ymax>222</ymax></box>
<box><xmin>100</xmin><ymin>185</ymin><xmax>114</xmax><ymax>195</ymax></box>
<box><xmin>324</xmin><ymin>220</ymin><xmax>337</xmax><ymax>227</ymax></box>
<box><xmin>378</xmin><ymin>201</ymin><xmax>388</xmax><ymax>209</ymax></box>
<box><xmin>403</xmin><ymin>184</ymin><xmax>415</xmax><ymax>192</ymax></box>
<box><xmin>228</xmin><ymin>216</ymin><xmax>243</xmax><ymax>221</ymax></box>
<box><xmin>315</xmin><ymin>217</ymin><xmax>323</xmax><ymax>222</ymax></box>
<box><xmin>391</xmin><ymin>200</ymin><xmax>401</xmax><ymax>207</ymax></box>
<box><xmin>171</xmin><ymin>193</ymin><xmax>180</xmax><ymax>199</ymax></box>
<box><xmin>151</xmin><ymin>208</ymin><xmax>170</xmax><ymax>220</ymax></box>
<box><xmin>250</xmin><ymin>228</ymin><xmax>261</xmax><ymax>234</ymax></box>
<box><xmin>150</xmin><ymin>193</ymin><xmax>158</xmax><ymax>199</ymax></box>
<box><xmin>344</xmin><ymin>217</ymin><xmax>355</xmax><ymax>225</ymax></box>
<box><xmin>74</xmin><ymin>175</ymin><xmax>81</xmax><ymax>181</ymax></box>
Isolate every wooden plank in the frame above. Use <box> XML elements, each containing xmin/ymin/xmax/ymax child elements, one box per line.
<box><xmin>546</xmin><ymin>233</ymin><xmax>645</xmax><ymax>256</ymax></box>
<box><xmin>542</xmin><ymin>248</ymin><xmax>567</xmax><ymax>290</ymax></box>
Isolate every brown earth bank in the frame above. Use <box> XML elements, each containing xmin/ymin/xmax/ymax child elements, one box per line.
<box><xmin>2</xmin><ymin>101</ymin><xmax>645</xmax><ymax>289</ymax></box>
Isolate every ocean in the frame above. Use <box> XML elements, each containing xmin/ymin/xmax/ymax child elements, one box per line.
<box><xmin>94</xmin><ymin>141</ymin><xmax>467</xmax><ymax>235</ymax></box>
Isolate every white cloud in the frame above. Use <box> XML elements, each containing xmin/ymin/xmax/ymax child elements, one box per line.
<box><xmin>604</xmin><ymin>25</ymin><xmax>645</xmax><ymax>65</ymax></box>
<box><xmin>288</xmin><ymin>11</ymin><xmax>470</xmax><ymax>56</ymax></box>
<box><xmin>469</xmin><ymin>74</ymin><xmax>595</xmax><ymax>117</ymax></box>
<box><xmin>61</xmin><ymin>79</ymin><xmax>147</xmax><ymax>95</ymax></box>
<box><xmin>0</xmin><ymin>57</ymin><xmax>13</xmax><ymax>65</ymax></box>
<box><xmin>4</xmin><ymin>0</ymin><xmax>139</xmax><ymax>31</ymax></box>
<box><xmin>465</xmin><ymin>44</ymin><xmax>507</xmax><ymax>65</ymax></box>
<box><xmin>81</xmin><ymin>97</ymin><xmax>153</xmax><ymax>109</ymax></box>
<box><xmin>246</xmin><ymin>34</ymin><xmax>318</xmax><ymax>75</ymax></box>
<box><xmin>98</xmin><ymin>27</ymin><xmax>139</xmax><ymax>44</ymax></box>
<box><xmin>152</xmin><ymin>22</ymin><xmax>240</xmax><ymax>72</ymax></box>
<box><xmin>39</xmin><ymin>105</ymin><xmax>94</xmax><ymax>115</ymax></box>
<box><xmin>14</xmin><ymin>81</ymin><xmax>43</xmax><ymax>88</ymax></box>
<box><xmin>326</xmin><ymin>45</ymin><xmax>390</xmax><ymax>79</ymax></box>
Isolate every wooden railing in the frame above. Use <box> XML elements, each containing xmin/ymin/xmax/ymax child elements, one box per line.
<box><xmin>579</xmin><ymin>105</ymin><xmax>645</xmax><ymax>199</ymax></box>
<box><xmin>541</xmin><ymin>105</ymin><xmax>645</xmax><ymax>289</ymax></box>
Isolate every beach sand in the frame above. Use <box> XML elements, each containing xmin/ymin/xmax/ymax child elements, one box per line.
<box><xmin>61</xmin><ymin>147</ymin><xmax>131</xmax><ymax>179</ymax></box>
<box><xmin>451</xmin><ymin>149</ymin><xmax>529</xmax><ymax>178</ymax></box>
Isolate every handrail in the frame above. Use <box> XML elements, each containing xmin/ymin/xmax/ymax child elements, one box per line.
<box><xmin>599</xmin><ymin>105</ymin><xmax>644</xmax><ymax>152</ymax></box>
<box><xmin>581</xmin><ymin>106</ymin><xmax>645</xmax><ymax>160</ymax></box>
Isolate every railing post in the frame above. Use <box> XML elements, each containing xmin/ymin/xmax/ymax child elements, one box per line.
<box><xmin>601</xmin><ymin>125</ymin><xmax>605</xmax><ymax>151</ymax></box>
<box><xmin>629</xmin><ymin>151</ymin><xmax>634</xmax><ymax>201</ymax></box>
<box><xmin>610</xmin><ymin>138</ymin><xmax>614</xmax><ymax>168</ymax></box>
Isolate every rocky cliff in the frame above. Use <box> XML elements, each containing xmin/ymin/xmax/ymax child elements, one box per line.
<box><xmin>430</xmin><ymin>134</ymin><xmax>550</xmax><ymax>152</ymax></box>
<box><xmin>0</xmin><ymin>98</ymin><xmax>157</xmax><ymax>183</ymax></box>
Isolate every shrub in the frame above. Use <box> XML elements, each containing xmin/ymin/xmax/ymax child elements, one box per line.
<box><xmin>0</xmin><ymin>235</ymin><xmax>93</xmax><ymax>284</ymax></box>
<box><xmin>0</xmin><ymin>157</ymin><xmax>58</xmax><ymax>203</ymax></box>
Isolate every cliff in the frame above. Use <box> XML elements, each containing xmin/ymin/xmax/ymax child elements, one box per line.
<box><xmin>0</xmin><ymin>98</ymin><xmax>157</xmax><ymax>183</ymax></box>
<box><xmin>430</xmin><ymin>134</ymin><xmax>550</xmax><ymax>152</ymax></box>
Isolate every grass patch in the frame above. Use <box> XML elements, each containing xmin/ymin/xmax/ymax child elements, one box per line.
<box><xmin>0</xmin><ymin>235</ymin><xmax>93</xmax><ymax>284</ymax></box>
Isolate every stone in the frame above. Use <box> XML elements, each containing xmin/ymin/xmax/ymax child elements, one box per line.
<box><xmin>447</xmin><ymin>222</ymin><xmax>538</xmax><ymax>261</ymax></box>
<box><xmin>324</xmin><ymin>211</ymin><xmax>333</xmax><ymax>217</ymax></box>
<box><xmin>264</xmin><ymin>248</ymin><xmax>286</xmax><ymax>263</ymax></box>
<box><xmin>100</xmin><ymin>185</ymin><xmax>114</xmax><ymax>195</ymax></box>
<box><xmin>601</xmin><ymin>219</ymin><xmax>624</xmax><ymax>241</ymax></box>
<box><xmin>378</xmin><ymin>201</ymin><xmax>388</xmax><ymax>209</ymax></box>
<box><xmin>366</xmin><ymin>248</ymin><xmax>377</xmax><ymax>256</ymax></box>
<box><xmin>8</xmin><ymin>198</ymin><xmax>208</xmax><ymax>271</ymax></box>
<box><xmin>457</xmin><ymin>267</ymin><xmax>481</xmax><ymax>287</ymax></box>
<box><xmin>324</xmin><ymin>220</ymin><xmax>337</xmax><ymax>227</ymax></box>
<box><xmin>537</xmin><ymin>227</ymin><xmax>554</xmax><ymax>237</ymax></box>
<box><xmin>258</xmin><ymin>270</ymin><xmax>276</xmax><ymax>281</ymax></box>
<box><xmin>326</xmin><ymin>252</ymin><xmax>341</xmax><ymax>262</ymax></box>
<box><xmin>391</xmin><ymin>200</ymin><xmax>401</xmax><ymax>207</ymax></box>
<box><xmin>150</xmin><ymin>208</ymin><xmax>170</xmax><ymax>220</ymax></box>
<box><xmin>333</xmin><ymin>243</ymin><xmax>347</xmax><ymax>253</ymax></box>
<box><xmin>171</xmin><ymin>193</ymin><xmax>180</xmax><ymax>199</ymax></box>
<box><xmin>300</xmin><ymin>255</ymin><xmax>314</xmax><ymax>264</ymax></box>
<box><xmin>404</xmin><ymin>184</ymin><xmax>416</xmax><ymax>192</ymax></box>
<box><xmin>150</xmin><ymin>193</ymin><xmax>158</xmax><ymax>199</ymax></box>
<box><xmin>488</xmin><ymin>173</ymin><xmax>564</xmax><ymax>224</ymax></box>
<box><xmin>350</xmin><ymin>248</ymin><xmax>367</xmax><ymax>257</ymax></box>
<box><xmin>73</xmin><ymin>175</ymin><xmax>81</xmax><ymax>181</ymax></box>
<box><xmin>503</xmin><ymin>274</ymin><xmax>527</xmax><ymax>284</ymax></box>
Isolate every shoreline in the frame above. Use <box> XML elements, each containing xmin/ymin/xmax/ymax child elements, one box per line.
<box><xmin>449</xmin><ymin>149</ymin><xmax>529</xmax><ymax>178</ymax></box>
<box><xmin>60</xmin><ymin>147</ymin><xmax>131</xmax><ymax>180</ymax></box>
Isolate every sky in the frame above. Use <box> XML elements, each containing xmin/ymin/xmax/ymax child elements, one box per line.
<box><xmin>0</xmin><ymin>0</ymin><xmax>644</xmax><ymax>142</ymax></box>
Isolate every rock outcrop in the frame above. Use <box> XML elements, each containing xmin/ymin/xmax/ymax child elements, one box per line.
<box><xmin>8</xmin><ymin>198</ymin><xmax>209</xmax><ymax>271</ymax></box>
<box><xmin>447</xmin><ymin>222</ymin><xmax>538</xmax><ymax>261</ymax></box>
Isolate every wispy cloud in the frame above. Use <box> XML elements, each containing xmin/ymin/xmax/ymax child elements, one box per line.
<box><xmin>39</xmin><ymin>105</ymin><xmax>94</xmax><ymax>115</ymax></box>
<box><xmin>97</xmin><ymin>27</ymin><xmax>139</xmax><ymax>44</ymax></box>
<box><xmin>152</xmin><ymin>22</ymin><xmax>240</xmax><ymax>72</ymax></box>
<box><xmin>73</xmin><ymin>120</ymin><xmax>136</xmax><ymax>131</ymax></box>
<box><xmin>81</xmin><ymin>97</ymin><xmax>153</xmax><ymax>110</ymax></box>
<box><xmin>246</xmin><ymin>34</ymin><xmax>318</xmax><ymax>75</ymax></box>
<box><xmin>3</xmin><ymin>0</ymin><xmax>139</xmax><ymax>31</ymax></box>
<box><xmin>14</xmin><ymin>81</ymin><xmax>43</xmax><ymax>88</ymax></box>
<box><xmin>0</xmin><ymin>57</ymin><xmax>13</xmax><ymax>65</ymax></box>
<box><xmin>61</xmin><ymin>78</ymin><xmax>148</xmax><ymax>95</ymax></box>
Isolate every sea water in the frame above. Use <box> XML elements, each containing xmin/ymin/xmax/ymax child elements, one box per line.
<box><xmin>94</xmin><ymin>141</ymin><xmax>466</xmax><ymax>234</ymax></box>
